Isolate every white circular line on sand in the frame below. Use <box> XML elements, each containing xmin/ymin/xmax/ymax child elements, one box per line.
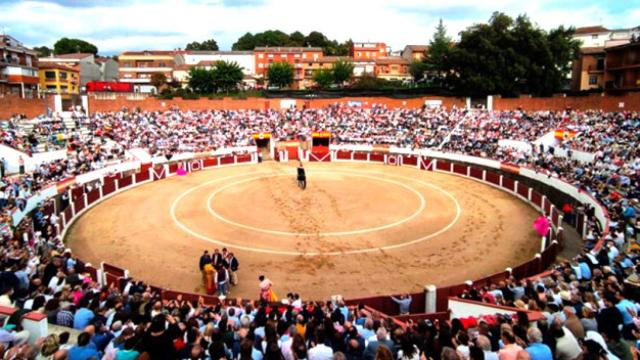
<box><xmin>206</xmin><ymin>172</ymin><xmax>425</xmax><ymax>236</ymax></box>
<box><xmin>170</xmin><ymin>167</ymin><xmax>461</xmax><ymax>256</ymax></box>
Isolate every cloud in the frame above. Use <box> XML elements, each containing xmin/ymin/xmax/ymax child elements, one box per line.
<box><xmin>1</xmin><ymin>0</ymin><xmax>639</xmax><ymax>55</ymax></box>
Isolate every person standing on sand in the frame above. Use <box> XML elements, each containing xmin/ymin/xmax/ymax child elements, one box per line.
<box><xmin>199</xmin><ymin>250</ymin><xmax>211</xmax><ymax>279</ymax></box>
<box><xmin>297</xmin><ymin>162</ymin><xmax>306</xmax><ymax>190</ymax></box>
<box><xmin>203</xmin><ymin>262</ymin><xmax>216</xmax><ymax>295</ymax></box>
<box><xmin>259</xmin><ymin>275</ymin><xmax>276</xmax><ymax>302</ymax></box>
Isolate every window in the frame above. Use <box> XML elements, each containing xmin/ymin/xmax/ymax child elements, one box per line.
<box><xmin>268</xmin><ymin>54</ymin><xmax>274</xmax><ymax>59</ymax></box>
<box><xmin>596</xmin><ymin>57</ymin><xmax>605</xmax><ymax>71</ymax></box>
<box><xmin>59</xmin><ymin>72</ymin><xmax>67</xmax><ymax>80</ymax></box>
<box><xmin>302</xmin><ymin>54</ymin><xmax>307</xmax><ymax>59</ymax></box>
<box><xmin>258</xmin><ymin>54</ymin><xmax>264</xmax><ymax>59</ymax></box>
<box><xmin>592</xmin><ymin>34</ymin><xmax>598</xmax><ymax>39</ymax></box>
<box><xmin>294</xmin><ymin>54</ymin><xmax>301</xmax><ymax>58</ymax></box>
<box><xmin>258</xmin><ymin>63</ymin><xmax>264</xmax><ymax>68</ymax></box>
<box><xmin>159</xmin><ymin>62</ymin><xmax>166</xmax><ymax>67</ymax></box>
<box><xmin>60</xmin><ymin>85</ymin><xmax>68</xmax><ymax>91</ymax></box>
<box><xmin>589</xmin><ymin>75</ymin><xmax>598</xmax><ymax>85</ymax></box>
<box><xmin>45</xmin><ymin>71</ymin><xmax>56</xmax><ymax>80</ymax></box>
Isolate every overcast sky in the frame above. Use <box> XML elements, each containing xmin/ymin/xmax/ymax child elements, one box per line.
<box><xmin>1</xmin><ymin>0</ymin><xmax>639</xmax><ymax>55</ymax></box>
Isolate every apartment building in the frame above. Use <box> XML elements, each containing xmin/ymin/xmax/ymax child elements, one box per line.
<box><xmin>302</xmin><ymin>56</ymin><xmax>352</xmax><ymax>88</ymax></box>
<box><xmin>39</xmin><ymin>53</ymin><xmax>117</xmax><ymax>87</ymax></box>
<box><xmin>254</xmin><ymin>47</ymin><xmax>323</xmax><ymax>89</ymax></box>
<box><xmin>182</xmin><ymin>51</ymin><xmax>255</xmax><ymax>74</ymax></box>
<box><xmin>38</xmin><ymin>62</ymin><xmax>80</xmax><ymax>95</ymax></box>
<box><xmin>0</xmin><ymin>35</ymin><xmax>39</xmax><ymax>98</ymax></box>
<box><xmin>573</xmin><ymin>26</ymin><xmax>640</xmax><ymax>48</ymax></box>
<box><xmin>571</xmin><ymin>47</ymin><xmax>606</xmax><ymax>91</ymax></box>
<box><xmin>118</xmin><ymin>50</ymin><xmax>184</xmax><ymax>92</ymax></box>
<box><xmin>605</xmin><ymin>42</ymin><xmax>640</xmax><ymax>91</ymax></box>
<box><xmin>402</xmin><ymin>45</ymin><xmax>428</xmax><ymax>62</ymax></box>
<box><xmin>374</xmin><ymin>57</ymin><xmax>412</xmax><ymax>82</ymax></box>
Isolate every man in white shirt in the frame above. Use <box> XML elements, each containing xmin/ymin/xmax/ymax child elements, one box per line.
<box><xmin>308</xmin><ymin>330</ymin><xmax>333</xmax><ymax>360</ymax></box>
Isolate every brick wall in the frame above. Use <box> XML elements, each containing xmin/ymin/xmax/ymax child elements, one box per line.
<box><xmin>87</xmin><ymin>95</ymin><xmax>467</xmax><ymax>113</ymax></box>
<box><xmin>2</xmin><ymin>93</ymin><xmax>638</xmax><ymax>120</ymax></box>
<box><xmin>0</xmin><ymin>95</ymin><xmax>54</xmax><ymax>119</ymax></box>
<box><xmin>493</xmin><ymin>93</ymin><xmax>640</xmax><ymax>112</ymax></box>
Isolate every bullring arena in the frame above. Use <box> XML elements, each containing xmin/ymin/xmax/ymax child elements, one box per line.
<box><xmin>65</xmin><ymin>159</ymin><xmax>541</xmax><ymax>299</ymax></box>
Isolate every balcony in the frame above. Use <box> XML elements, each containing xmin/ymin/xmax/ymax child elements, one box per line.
<box><xmin>587</xmin><ymin>65</ymin><xmax>604</xmax><ymax>73</ymax></box>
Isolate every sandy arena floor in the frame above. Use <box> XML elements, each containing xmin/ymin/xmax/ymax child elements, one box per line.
<box><xmin>66</xmin><ymin>162</ymin><xmax>541</xmax><ymax>300</ymax></box>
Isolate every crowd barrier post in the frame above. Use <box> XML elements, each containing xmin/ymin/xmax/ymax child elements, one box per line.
<box><xmin>541</xmin><ymin>196</ymin><xmax>547</xmax><ymax>215</ymax></box>
<box><xmin>514</xmin><ymin>181</ymin><xmax>519</xmax><ymax>196</ymax></box>
<box><xmin>535</xmin><ymin>253</ymin><xmax>542</xmax><ymax>274</ymax></box>
<box><xmin>425</xmin><ymin>284</ymin><xmax>437</xmax><ymax>313</ymax></box>
<box><xmin>466</xmin><ymin>166</ymin><xmax>471</xmax><ymax>177</ymax></box>
<box><xmin>70</xmin><ymin>201</ymin><xmax>76</xmax><ymax>218</ymax></box>
<box><xmin>115</xmin><ymin>179</ymin><xmax>120</xmax><ymax>191</ymax></box>
<box><xmin>99</xmin><ymin>184</ymin><xmax>103</xmax><ymax>198</ymax></box>
<box><xmin>527</xmin><ymin>188</ymin><xmax>533</xmax><ymax>202</ymax></box>
<box><xmin>83</xmin><ymin>193</ymin><xmax>88</xmax><ymax>209</ymax></box>
<box><xmin>55</xmin><ymin>223</ymin><xmax>60</xmax><ymax>236</ymax></box>
<box><xmin>499</xmin><ymin>175</ymin><xmax>503</xmax><ymax>187</ymax></box>
<box><xmin>482</xmin><ymin>170</ymin><xmax>487</xmax><ymax>181</ymax></box>
<box><xmin>61</xmin><ymin>212</ymin><xmax>67</xmax><ymax>228</ymax></box>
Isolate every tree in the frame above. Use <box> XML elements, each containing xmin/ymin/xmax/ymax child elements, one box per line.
<box><xmin>410</xmin><ymin>61</ymin><xmax>428</xmax><ymax>82</ymax></box>
<box><xmin>212</xmin><ymin>61</ymin><xmax>244</xmax><ymax>93</ymax></box>
<box><xmin>331</xmin><ymin>59</ymin><xmax>354</xmax><ymax>86</ymax></box>
<box><xmin>253</xmin><ymin>30</ymin><xmax>289</xmax><ymax>47</ymax></box>
<box><xmin>447</xmin><ymin>12</ymin><xmax>579</xmax><ymax>96</ymax></box>
<box><xmin>352</xmin><ymin>74</ymin><xmax>386</xmax><ymax>90</ymax></box>
<box><xmin>150</xmin><ymin>73</ymin><xmax>167</xmax><ymax>90</ymax></box>
<box><xmin>188</xmin><ymin>67</ymin><xmax>216</xmax><ymax>93</ymax></box>
<box><xmin>53</xmin><ymin>37</ymin><xmax>98</xmax><ymax>55</ymax></box>
<box><xmin>305</xmin><ymin>31</ymin><xmax>328</xmax><ymax>47</ymax></box>
<box><xmin>185</xmin><ymin>39</ymin><xmax>219</xmax><ymax>51</ymax></box>
<box><xmin>288</xmin><ymin>31</ymin><xmax>306</xmax><ymax>46</ymax></box>
<box><xmin>426</xmin><ymin>19</ymin><xmax>451</xmax><ymax>83</ymax></box>
<box><xmin>267</xmin><ymin>62</ymin><xmax>294</xmax><ymax>88</ymax></box>
<box><xmin>34</xmin><ymin>46</ymin><xmax>51</xmax><ymax>57</ymax></box>
<box><xmin>312</xmin><ymin>69</ymin><xmax>334</xmax><ymax>89</ymax></box>
<box><xmin>232</xmin><ymin>33</ymin><xmax>256</xmax><ymax>51</ymax></box>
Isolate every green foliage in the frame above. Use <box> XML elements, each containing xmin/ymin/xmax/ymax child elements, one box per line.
<box><xmin>185</xmin><ymin>39</ymin><xmax>219</xmax><ymax>51</ymax></box>
<box><xmin>426</xmin><ymin>18</ymin><xmax>451</xmax><ymax>79</ymax></box>
<box><xmin>53</xmin><ymin>37</ymin><xmax>98</xmax><ymax>55</ymax></box>
<box><xmin>447</xmin><ymin>12</ymin><xmax>579</xmax><ymax>96</ymax></box>
<box><xmin>187</xmin><ymin>61</ymin><xmax>244</xmax><ymax>94</ymax></box>
<box><xmin>267</xmin><ymin>62</ymin><xmax>294</xmax><ymax>88</ymax></box>
<box><xmin>188</xmin><ymin>67</ymin><xmax>216</xmax><ymax>94</ymax></box>
<box><xmin>312</xmin><ymin>69</ymin><xmax>334</xmax><ymax>89</ymax></box>
<box><xmin>232</xmin><ymin>32</ymin><xmax>256</xmax><ymax>51</ymax></box>
<box><xmin>34</xmin><ymin>46</ymin><xmax>51</xmax><ymax>57</ymax></box>
<box><xmin>232</xmin><ymin>31</ymin><xmax>352</xmax><ymax>55</ymax></box>
<box><xmin>212</xmin><ymin>61</ymin><xmax>244</xmax><ymax>93</ymax></box>
<box><xmin>351</xmin><ymin>74</ymin><xmax>386</xmax><ymax>90</ymax></box>
<box><xmin>150</xmin><ymin>73</ymin><xmax>167</xmax><ymax>90</ymax></box>
<box><xmin>331</xmin><ymin>59</ymin><xmax>354</xmax><ymax>85</ymax></box>
<box><xmin>410</xmin><ymin>61</ymin><xmax>428</xmax><ymax>82</ymax></box>
<box><xmin>288</xmin><ymin>31</ymin><xmax>306</xmax><ymax>46</ymax></box>
<box><xmin>305</xmin><ymin>31</ymin><xmax>328</xmax><ymax>47</ymax></box>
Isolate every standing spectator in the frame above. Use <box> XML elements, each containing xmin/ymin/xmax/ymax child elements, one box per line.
<box><xmin>391</xmin><ymin>294</ymin><xmax>412</xmax><ymax>315</ymax></box>
<box><xmin>68</xmin><ymin>332</ymin><xmax>99</xmax><ymax>360</ymax></box>
<box><xmin>524</xmin><ymin>328</ymin><xmax>552</xmax><ymax>360</ymax></box>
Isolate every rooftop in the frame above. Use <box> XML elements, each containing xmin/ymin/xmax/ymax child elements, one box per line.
<box><xmin>375</xmin><ymin>56</ymin><xmax>410</xmax><ymax>65</ymax></box>
<box><xmin>404</xmin><ymin>45</ymin><xmax>428</xmax><ymax>52</ymax></box>
<box><xmin>574</xmin><ymin>26</ymin><xmax>610</xmax><ymax>35</ymax></box>
<box><xmin>254</xmin><ymin>46</ymin><xmax>322</xmax><ymax>53</ymax></box>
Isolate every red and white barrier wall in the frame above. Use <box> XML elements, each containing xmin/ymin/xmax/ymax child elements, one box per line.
<box><xmin>14</xmin><ymin>144</ymin><xmax>609</xmax><ymax>326</ymax></box>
